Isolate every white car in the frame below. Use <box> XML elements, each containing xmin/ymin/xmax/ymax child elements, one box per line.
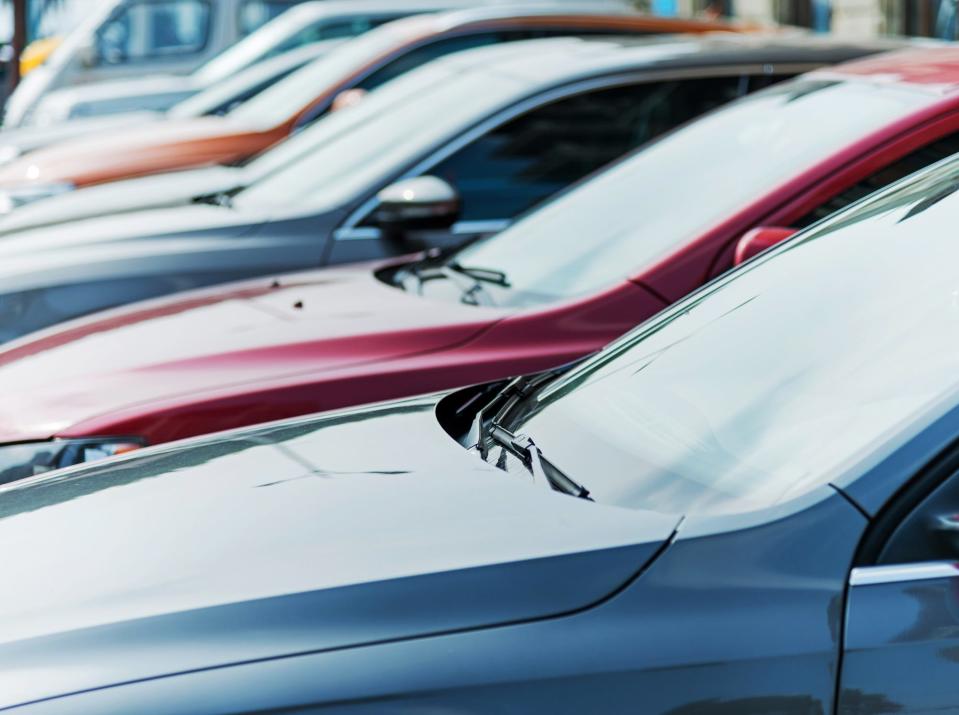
<box><xmin>18</xmin><ymin>0</ymin><xmax>472</xmax><ymax>127</ymax></box>
<box><xmin>4</xmin><ymin>0</ymin><xmax>315</xmax><ymax>128</ymax></box>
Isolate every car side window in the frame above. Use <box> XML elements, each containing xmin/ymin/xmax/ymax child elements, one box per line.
<box><xmin>354</xmin><ymin>32</ymin><xmax>507</xmax><ymax>93</ymax></box>
<box><xmin>425</xmin><ymin>77</ymin><xmax>747</xmax><ymax>223</ymax></box>
<box><xmin>874</xmin><ymin>469</ymin><xmax>959</xmax><ymax>565</ymax></box>
<box><xmin>274</xmin><ymin>15</ymin><xmax>405</xmax><ymax>53</ymax></box>
<box><xmin>239</xmin><ymin>0</ymin><xmax>300</xmax><ymax>36</ymax></box>
<box><xmin>793</xmin><ymin>131</ymin><xmax>959</xmax><ymax>228</ymax></box>
<box><xmin>96</xmin><ymin>0</ymin><xmax>212</xmax><ymax>64</ymax></box>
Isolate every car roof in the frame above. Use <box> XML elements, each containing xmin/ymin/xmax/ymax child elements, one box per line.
<box><xmin>278</xmin><ymin>0</ymin><xmax>635</xmax><ymax>21</ymax></box>
<box><xmin>811</xmin><ymin>45</ymin><xmax>959</xmax><ymax>95</ymax></box>
<box><xmin>432</xmin><ymin>32</ymin><xmax>920</xmax><ymax>86</ymax></box>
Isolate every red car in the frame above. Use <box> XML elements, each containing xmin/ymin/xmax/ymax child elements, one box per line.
<box><xmin>2</xmin><ymin>46</ymin><xmax>959</xmax><ymax>479</ymax></box>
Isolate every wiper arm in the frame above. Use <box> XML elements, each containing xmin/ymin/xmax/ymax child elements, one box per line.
<box><xmin>446</xmin><ymin>262</ymin><xmax>510</xmax><ymax>288</ymax></box>
<box><xmin>486</xmin><ymin>423</ymin><xmax>592</xmax><ymax>501</ymax></box>
<box><xmin>410</xmin><ymin>262</ymin><xmax>509</xmax><ymax>306</ymax></box>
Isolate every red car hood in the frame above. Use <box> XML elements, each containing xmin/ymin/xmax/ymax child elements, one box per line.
<box><xmin>0</xmin><ymin>265</ymin><xmax>508</xmax><ymax>442</ymax></box>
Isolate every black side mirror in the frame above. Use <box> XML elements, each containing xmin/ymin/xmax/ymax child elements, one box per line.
<box><xmin>372</xmin><ymin>176</ymin><xmax>460</xmax><ymax>237</ymax></box>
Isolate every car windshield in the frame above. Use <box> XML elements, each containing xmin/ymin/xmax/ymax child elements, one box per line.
<box><xmin>232</xmin><ymin>57</ymin><xmax>528</xmax><ymax>212</ymax></box>
<box><xmin>226</xmin><ymin>16</ymin><xmax>433</xmax><ymax>127</ymax></box>
<box><xmin>442</xmin><ymin>78</ymin><xmax>939</xmax><ymax>308</ymax></box>
<box><xmin>504</xmin><ymin>158</ymin><xmax>959</xmax><ymax>515</ymax></box>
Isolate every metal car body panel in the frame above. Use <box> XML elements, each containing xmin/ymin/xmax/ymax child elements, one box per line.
<box><xmin>0</xmin><ymin>39</ymin><xmax>944</xmax><ymax>447</ymax></box>
<box><xmin>0</xmin><ymin>396</ymin><xmax>870</xmax><ymax>713</ymax></box>
<box><xmin>0</xmin><ymin>6</ymin><xmax>760</xmax><ymax>190</ymax></box>
<box><xmin>0</xmin><ymin>394</ymin><xmax>679</xmax><ymax>710</ymax></box>
<box><xmin>0</xmin><ymin>33</ymin><xmax>860</xmax><ymax>341</ymax></box>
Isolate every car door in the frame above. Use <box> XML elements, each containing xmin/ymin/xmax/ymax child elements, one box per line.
<box><xmin>839</xmin><ymin>461</ymin><xmax>959</xmax><ymax>713</ymax></box>
<box><xmin>327</xmin><ymin>70</ymin><xmax>780</xmax><ymax>265</ymax></box>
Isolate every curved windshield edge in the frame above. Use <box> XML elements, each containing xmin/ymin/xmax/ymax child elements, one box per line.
<box><xmin>444</xmin><ymin>78</ymin><xmax>939</xmax><ymax>308</ymax></box>
<box><xmin>504</xmin><ymin>156</ymin><xmax>959</xmax><ymax>516</ymax></box>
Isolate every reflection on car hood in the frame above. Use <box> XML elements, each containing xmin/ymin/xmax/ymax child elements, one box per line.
<box><xmin>0</xmin><ymin>111</ymin><xmax>164</xmax><ymax>157</ymax></box>
<box><xmin>0</xmin><ymin>116</ymin><xmax>263</xmax><ymax>187</ymax></box>
<box><xmin>0</xmin><ymin>265</ymin><xmax>509</xmax><ymax>441</ymax></box>
<box><xmin>0</xmin><ymin>201</ymin><xmax>265</xmax><ymax>291</ymax></box>
<box><xmin>0</xmin><ymin>395</ymin><xmax>679</xmax><ymax>709</ymax></box>
<box><xmin>0</xmin><ymin>166</ymin><xmax>245</xmax><ymax>234</ymax></box>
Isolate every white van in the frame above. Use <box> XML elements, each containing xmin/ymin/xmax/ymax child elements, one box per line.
<box><xmin>4</xmin><ymin>0</ymin><xmax>312</xmax><ymax>127</ymax></box>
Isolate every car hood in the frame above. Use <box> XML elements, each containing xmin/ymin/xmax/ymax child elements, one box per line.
<box><xmin>0</xmin><ymin>166</ymin><xmax>245</xmax><ymax>233</ymax></box>
<box><xmin>0</xmin><ymin>111</ymin><xmax>164</xmax><ymax>160</ymax></box>
<box><xmin>0</xmin><ymin>202</ymin><xmax>263</xmax><ymax>292</ymax></box>
<box><xmin>0</xmin><ymin>395</ymin><xmax>680</xmax><ymax>709</ymax></box>
<box><xmin>0</xmin><ymin>265</ymin><xmax>509</xmax><ymax>441</ymax></box>
<box><xmin>0</xmin><ymin>116</ymin><xmax>269</xmax><ymax>187</ymax></box>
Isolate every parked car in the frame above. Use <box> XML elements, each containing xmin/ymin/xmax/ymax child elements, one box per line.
<box><xmin>4</xmin><ymin>153</ymin><xmax>959</xmax><ymax>713</ymax></box>
<box><xmin>3</xmin><ymin>0</ymin><xmax>318</xmax><ymax>128</ymax></box>
<box><xmin>0</xmin><ymin>42</ymin><xmax>949</xmax><ymax>475</ymax></box>
<box><xmin>0</xmin><ymin>6</ymin><xmax>761</xmax><ymax>195</ymax></box>
<box><xmin>0</xmin><ymin>40</ymin><xmax>346</xmax><ymax>171</ymax></box>
<box><xmin>0</xmin><ymin>33</ymin><xmax>884</xmax><ymax>345</ymax></box>
<box><xmin>24</xmin><ymin>0</ymin><xmax>497</xmax><ymax>126</ymax></box>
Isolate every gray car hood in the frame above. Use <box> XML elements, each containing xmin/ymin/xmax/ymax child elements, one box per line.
<box><xmin>0</xmin><ymin>200</ymin><xmax>272</xmax><ymax>296</ymax></box>
<box><xmin>0</xmin><ymin>395</ymin><xmax>678</xmax><ymax>709</ymax></box>
<box><xmin>0</xmin><ymin>165</ymin><xmax>245</xmax><ymax>234</ymax></box>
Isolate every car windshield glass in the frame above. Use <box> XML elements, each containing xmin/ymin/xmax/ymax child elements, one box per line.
<box><xmin>444</xmin><ymin>78</ymin><xmax>939</xmax><ymax>308</ymax></box>
<box><xmin>507</xmin><ymin>158</ymin><xmax>959</xmax><ymax>515</ymax></box>
<box><xmin>233</xmin><ymin>60</ymin><xmax>527</xmax><ymax>212</ymax></box>
<box><xmin>191</xmin><ymin>7</ymin><xmax>309</xmax><ymax>83</ymax></box>
<box><xmin>227</xmin><ymin>16</ymin><xmax>432</xmax><ymax>127</ymax></box>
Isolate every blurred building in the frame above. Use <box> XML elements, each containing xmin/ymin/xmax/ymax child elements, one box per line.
<box><xmin>648</xmin><ymin>0</ymin><xmax>956</xmax><ymax>38</ymax></box>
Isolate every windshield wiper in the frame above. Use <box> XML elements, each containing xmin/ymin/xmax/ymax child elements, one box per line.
<box><xmin>410</xmin><ymin>262</ymin><xmax>509</xmax><ymax>306</ymax></box>
<box><xmin>462</xmin><ymin>365</ymin><xmax>593</xmax><ymax>501</ymax></box>
<box><xmin>484</xmin><ymin>423</ymin><xmax>592</xmax><ymax>501</ymax></box>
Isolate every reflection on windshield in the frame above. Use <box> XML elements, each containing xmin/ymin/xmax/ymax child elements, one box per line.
<box><xmin>233</xmin><ymin>62</ymin><xmax>524</xmax><ymax>212</ymax></box>
<box><xmin>227</xmin><ymin>18</ymin><xmax>429</xmax><ymax>127</ymax></box>
<box><xmin>511</xmin><ymin>158</ymin><xmax>959</xmax><ymax>515</ymax></box>
<box><xmin>447</xmin><ymin>79</ymin><xmax>938</xmax><ymax>308</ymax></box>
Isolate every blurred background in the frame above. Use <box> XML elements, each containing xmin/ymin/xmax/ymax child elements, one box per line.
<box><xmin>0</xmin><ymin>0</ymin><xmax>944</xmax><ymax>119</ymax></box>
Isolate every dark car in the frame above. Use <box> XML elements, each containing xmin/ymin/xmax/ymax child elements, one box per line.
<box><xmin>5</xmin><ymin>151</ymin><xmax>959</xmax><ymax>713</ymax></box>
<box><xmin>0</xmin><ymin>34</ymin><xmax>906</xmax><ymax>342</ymax></box>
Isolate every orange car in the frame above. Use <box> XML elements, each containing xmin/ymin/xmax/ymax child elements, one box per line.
<box><xmin>0</xmin><ymin>6</ymin><xmax>761</xmax><ymax>194</ymax></box>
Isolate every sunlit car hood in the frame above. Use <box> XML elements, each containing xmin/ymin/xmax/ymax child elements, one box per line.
<box><xmin>0</xmin><ymin>166</ymin><xmax>245</xmax><ymax>234</ymax></box>
<box><xmin>0</xmin><ymin>395</ymin><xmax>680</xmax><ymax>709</ymax></box>
<box><xmin>0</xmin><ymin>265</ymin><xmax>509</xmax><ymax>441</ymax></box>
<box><xmin>0</xmin><ymin>116</ymin><xmax>266</xmax><ymax>188</ymax></box>
<box><xmin>0</xmin><ymin>111</ymin><xmax>163</xmax><ymax>162</ymax></box>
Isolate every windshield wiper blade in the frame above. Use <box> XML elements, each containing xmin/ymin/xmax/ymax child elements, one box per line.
<box><xmin>486</xmin><ymin>423</ymin><xmax>592</xmax><ymax>501</ymax></box>
<box><xmin>446</xmin><ymin>262</ymin><xmax>510</xmax><ymax>288</ymax></box>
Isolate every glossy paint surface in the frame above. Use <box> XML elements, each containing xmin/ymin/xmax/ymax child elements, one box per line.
<box><xmin>0</xmin><ymin>394</ymin><xmax>678</xmax><ymax>710</ymax></box>
<box><xmin>0</xmin><ymin>40</ymin><xmax>933</xmax><ymax>445</ymax></box>
<box><xmin>840</xmin><ymin>571</ymin><xmax>959</xmax><ymax>713</ymax></box>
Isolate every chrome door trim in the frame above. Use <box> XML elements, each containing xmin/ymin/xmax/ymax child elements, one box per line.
<box><xmin>850</xmin><ymin>561</ymin><xmax>959</xmax><ymax>587</ymax></box>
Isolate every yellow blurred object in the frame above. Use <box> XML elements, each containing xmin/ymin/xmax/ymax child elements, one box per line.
<box><xmin>20</xmin><ymin>36</ymin><xmax>63</xmax><ymax>76</ymax></box>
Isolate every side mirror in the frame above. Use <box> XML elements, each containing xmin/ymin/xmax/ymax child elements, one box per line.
<box><xmin>734</xmin><ymin>226</ymin><xmax>798</xmax><ymax>266</ymax></box>
<box><xmin>373</xmin><ymin>176</ymin><xmax>460</xmax><ymax>235</ymax></box>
